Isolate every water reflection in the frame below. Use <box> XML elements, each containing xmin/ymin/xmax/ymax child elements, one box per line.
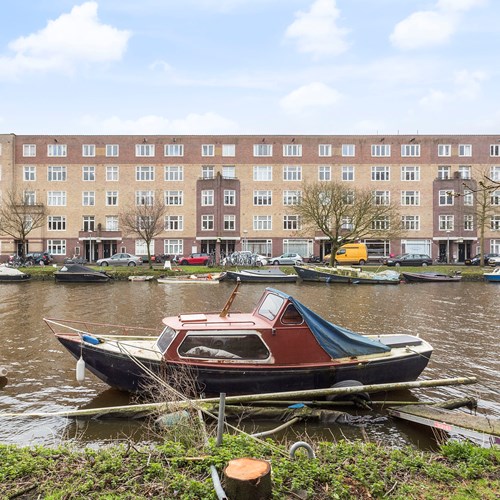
<box><xmin>0</xmin><ymin>280</ymin><xmax>498</xmax><ymax>448</ymax></box>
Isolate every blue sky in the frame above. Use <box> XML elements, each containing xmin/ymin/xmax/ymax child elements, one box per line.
<box><xmin>0</xmin><ymin>0</ymin><xmax>498</xmax><ymax>135</ymax></box>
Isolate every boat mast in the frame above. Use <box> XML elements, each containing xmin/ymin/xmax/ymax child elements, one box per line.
<box><xmin>219</xmin><ymin>281</ymin><xmax>241</xmax><ymax>317</ymax></box>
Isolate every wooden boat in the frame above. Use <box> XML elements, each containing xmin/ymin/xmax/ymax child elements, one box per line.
<box><xmin>54</xmin><ymin>264</ymin><xmax>112</xmax><ymax>283</ymax></box>
<box><xmin>294</xmin><ymin>264</ymin><xmax>400</xmax><ymax>284</ymax></box>
<box><xmin>128</xmin><ymin>275</ymin><xmax>154</xmax><ymax>282</ymax></box>
<box><xmin>483</xmin><ymin>267</ymin><xmax>500</xmax><ymax>283</ymax></box>
<box><xmin>218</xmin><ymin>268</ymin><xmax>297</xmax><ymax>283</ymax></box>
<box><xmin>157</xmin><ymin>273</ymin><xmax>222</xmax><ymax>284</ymax></box>
<box><xmin>44</xmin><ymin>284</ymin><xmax>433</xmax><ymax>395</ymax></box>
<box><xmin>401</xmin><ymin>271</ymin><xmax>462</xmax><ymax>283</ymax></box>
<box><xmin>0</xmin><ymin>265</ymin><xmax>31</xmax><ymax>283</ymax></box>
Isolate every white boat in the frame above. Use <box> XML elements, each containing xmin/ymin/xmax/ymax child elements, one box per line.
<box><xmin>157</xmin><ymin>273</ymin><xmax>222</xmax><ymax>284</ymax></box>
<box><xmin>0</xmin><ymin>265</ymin><xmax>31</xmax><ymax>283</ymax></box>
<box><xmin>483</xmin><ymin>267</ymin><xmax>500</xmax><ymax>283</ymax></box>
<box><xmin>128</xmin><ymin>275</ymin><xmax>154</xmax><ymax>282</ymax></box>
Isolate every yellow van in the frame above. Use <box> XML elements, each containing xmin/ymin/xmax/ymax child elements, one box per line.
<box><xmin>324</xmin><ymin>243</ymin><xmax>368</xmax><ymax>265</ymax></box>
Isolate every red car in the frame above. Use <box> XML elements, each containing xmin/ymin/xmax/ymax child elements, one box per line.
<box><xmin>178</xmin><ymin>253</ymin><xmax>212</xmax><ymax>265</ymax></box>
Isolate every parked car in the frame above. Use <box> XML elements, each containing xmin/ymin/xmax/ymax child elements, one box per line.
<box><xmin>178</xmin><ymin>253</ymin><xmax>212</xmax><ymax>265</ymax></box>
<box><xmin>96</xmin><ymin>253</ymin><xmax>143</xmax><ymax>266</ymax></box>
<box><xmin>269</xmin><ymin>253</ymin><xmax>304</xmax><ymax>265</ymax></box>
<box><xmin>487</xmin><ymin>255</ymin><xmax>500</xmax><ymax>266</ymax></box>
<box><xmin>25</xmin><ymin>252</ymin><xmax>53</xmax><ymax>265</ymax></box>
<box><xmin>384</xmin><ymin>253</ymin><xmax>433</xmax><ymax>267</ymax></box>
<box><xmin>464</xmin><ymin>253</ymin><xmax>500</xmax><ymax>266</ymax></box>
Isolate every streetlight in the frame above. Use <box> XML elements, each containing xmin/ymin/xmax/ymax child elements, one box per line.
<box><xmin>89</xmin><ymin>230</ymin><xmax>93</xmax><ymax>263</ymax></box>
<box><xmin>243</xmin><ymin>230</ymin><xmax>248</xmax><ymax>252</ymax></box>
<box><xmin>446</xmin><ymin>230</ymin><xmax>451</xmax><ymax>264</ymax></box>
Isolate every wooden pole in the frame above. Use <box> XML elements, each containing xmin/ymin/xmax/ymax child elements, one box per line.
<box><xmin>224</xmin><ymin>458</ymin><xmax>272</xmax><ymax>499</ymax></box>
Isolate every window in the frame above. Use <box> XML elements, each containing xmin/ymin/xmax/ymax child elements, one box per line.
<box><xmin>491</xmin><ymin>166</ymin><xmax>500</xmax><ymax>181</ymax></box>
<box><xmin>24</xmin><ymin>191</ymin><xmax>36</xmax><ymax>205</ymax></box>
<box><xmin>48</xmin><ymin>166</ymin><xmax>67</xmax><ymax>181</ymax></box>
<box><xmin>47</xmin><ymin>191</ymin><xmax>66</xmax><ymax>206</ymax></box>
<box><xmin>201</xmin><ymin>214</ymin><xmax>214</xmax><ymax>230</ymax></box>
<box><xmin>458</xmin><ymin>144</ymin><xmax>472</xmax><ymax>157</ymax></box>
<box><xmin>254</xmin><ymin>190</ymin><xmax>272</xmax><ymax>206</ymax></box>
<box><xmin>438</xmin><ymin>144</ymin><xmax>451</xmax><ymax>157</ymax></box>
<box><xmin>164</xmin><ymin>239</ymin><xmax>183</xmax><ymax>255</ymax></box>
<box><xmin>283</xmin><ymin>165</ymin><xmax>302</xmax><ymax>181</ymax></box>
<box><xmin>222</xmin><ymin>144</ymin><xmax>235</xmax><ymax>157</ymax></box>
<box><xmin>253</xmin><ymin>215</ymin><xmax>272</xmax><ymax>230</ymax></box>
<box><xmin>23</xmin><ymin>144</ymin><xmax>36</xmax><ymax>157</ymax></box>
<box><xmin>106</xmin><ymin>144</ymin><xmax>119</xmax><ymax>157</ymax></box>
<box><xmin>224</xmin><ymin>189</ymin><xmax>236</xmax><ymax>206</ymax></box>
<box><xmin>491</xmin><ymin>215</ymin><xmax>500</xmax><ymax>231</ymax></box>
<box><xmin>82</xmin><ymin>144</ymin><xmax>95</xmax><ymax>157</ymax></box>
<box><xmin>202</xmin><ymin>144</ymin><xmax>215</xmax><ymax>157</ymax></box>
<box><xmin>438</xmin><ymin>166</ymin><xmax>450</xmax><ymax>180</ymax></box>
<box><xmin>82</xmin><ymin>191</ymin><xmax>95</xmax><ymax>206</ymax></box>
<box><xmin>342</xmin><ymin>144</ymin><xmax>355</xmax><ymax>157</ymax></box>
<box><xmin>319</xmin><ymin>144</ymin><xmax>332</xmax><ymax>157</ymax></box>
<box><xmin>82</xmin><ymin>166</ymin><xmax>95</xmax><ymax>181</ymax></box>
<box><xmin>463</xmin><ymin>189</ymin><xmax>474</xmax><ymax>206</ymax></box>
<box><xmin>23</xmin><ymin>166</ymin><xmax>36</xmax><ymax>181</ymax></box>
<box><xmin>48</xmin><ymin>216</ymin><xmax>66</xmax><ymax>231</ymax></box>
<box><xmin>253</xmin><ymin>166</ymin><xmax>272</xmax><ymax>181</ymax></box>
<box><xmin>47</xmin><ymin>144</ymin><xmax>67</xmax><ymax>157</ymax></box>
<box><xmin>373</xmin><ymin>190</ymin><xmax>390</xmax><ymax>205</ymax></box>
<box><xmin>136</xmin><ymin>190</ymin><xmax>154</xmax><ymax>206</ymax></box>
<box><xmin>164</xmin><ymin>165</ymin><xmax>183</xmax><ymax>181</ymax></box>
<box><xmin>401</xmin><ymin>165</ymin><xmax>420</xmax><ymax>181</ymax></box>
<box><xmin>165</xmin><ymin>215</ymin><xmax>183</xmax><ymax>231</ymax></box>
<box><xmin>439</xmin><ymin>190</ymin><xmax>454</xmax><ymax>206</ymax></box>
<box><xmin>371</xmin><ymin>144</ymin><xmax>391</xmax><ymax>157</ymax></box>
<box><xmin>105</xmin><ymin>216</ymin><xmax>119</xmax><ymax>231</ymax></box>
<box><xmin>283</xmin><ymin>215</ymin><xmax>300</xmax><ymax>230</ymax></box>
<box><xmin>135</xmin><ymin>144</ymin><xmax>155</xmax><ymax>157</ymax></box>
<box><xmin>491</xmin><ymin>190</ymin><xmax>500</xmax><ymax>205</ymax></box>
<box><xmin>136</xmin><ymin>165</ymin><xmax>154</xmax><ymax>181</ymax></box>
<box><xmin>222</xmin><ymin>165</ymin><xmax>235</xmax><ymax>178</ymax></box>
<box><xmin>202</xmin><ymin>165</ymin><xmax>214</xmax><ymax>179</ymax></box>
<box><xmin>47</xmin><ymin>240</ymin><xmax>66</xmax><ymax>255</ymax></box>
<box><xmin>283</xmin><ymin>144</ymin><xmax>302</xmax><ymax>157</ymax></box>
<box><xmin>341</xmin><ymin>217</ymin><xmax>353</xmax><ymax>230</ymax></box>
<box><xmin>224</xmin><ymin>215</ymin><xmax>236</xmax><ymax>231</ymax></box>
<box><xmin>106</xmin><ymin>191</ymin><xmax>118</xmax><ymax>206</ymax></box>
<box><xmin>401</xmin><ymin>144</ymin><xmax>420</xmax><ymax>157</ymax></box>
<box><xmin>371</xmin><ymin>166</ymin><xmax>390</xmax><ymax>181</ymax></box>
<box><xmin>318</xmin><ymin>165</ymin><xmax>331</xmax><ymax>181</ymax></box>
<box><xmin>201</xmin><ymin>190</ymin><xmax>214</xmax><ymax>206</ymax></box>
<box><xmin>401</xmin><ymin>190</ymin><xmax>420</xmax><ymax>206</ymax></box>
<box><xmin>165</xmin><ymin>190</ymin><xmax>183</xmax><ymax>205</ymax></box>
<box><xmin>343</xmin><ymin>190</ymin><xmax>354</xmax><ymax>205</ymax></box>
<box><xmin>401</xmin><ymin>215</ymin><xmax>420</xmax><ymax>231</ymax></box>
<box><xmin>342</xmin><ymin>165</ymin><xmax>354</xmax><ymax>181</ymax></box>
<box><xmin>106</xmin><ymin>165</ymin><xmax>119</xmax><ymax>181</ymax></box>
<box><xmin>165</xmin><ymin>144</ymin><xmax>184</xmax><ymax>156</ymax></box>
<box><xmin>137</xmin><ymin>215</ymin><xmax>153</xmax><ymax>230</ymax></box>
<box><xmin>490</xmin><ymin>144</ymin><xmax>500</xmax><ymax>157</ymax></box>
<box><xmin>464</xmin><ymin>214</ymin><xmax>474</xmax><ymax>231</ymax></box>
<box><xmin>283</xmin><ymin>190</ymin><xmax>301</xmax><ymax>206</ymax></box>
<box><xmin>439</xmin><ymin>215</ymin><xmax>454</xmax><ymax>230</ymax></box>
<box><xmin>83</xmin><ymin>216</ymin><xmax>95</xmax><ymax>231</ymax></box>
<box><xmin>458</xmin><ymin>165</ymin><xmax>471</xmax><ymax>179</ymax></box>
<box><xmin>253</xmin><ymin>144</ymin><xmax>272</xmax><ymax>157</ymax></box>
<box><xmin>372</xmin><ymin>216</ymin><xmax>390</xmax><ymax>230</ymax></box>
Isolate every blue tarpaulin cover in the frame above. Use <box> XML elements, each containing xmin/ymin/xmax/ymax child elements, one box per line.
<box><xmin>268</xmin><ymin>288</ymin><xmax>391</xmax><ymax>358</ymax></box>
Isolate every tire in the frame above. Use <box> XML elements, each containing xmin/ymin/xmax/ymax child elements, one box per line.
<box><xmin>273</xmin><ymin>260</ymin><xmax>280</xmax><ymax>265</ymax></box>
<box><xmin>359</xmin><ymin>259</ymin><xmax>366</xmax><ymax>265</ymax></box>
<box><xmin>256</xmin><ymin>261</ymin><xmax>262</xmax><ymax>267</ymax></box>
<box><xmin>422</xmin><ymin>262</ymin><xmax>428</xmax><ymax>267</ymax></box>
<box><xmin>128</xmin><ymin>262</ymin><xmax>136</xmax><ymax>267</ymax></box>
<box><xmin>180</xmin><ymin>260</ymin><xmax>189</xmax><ymax>265</ymax></box>
<box><xmin>326</xmin><ymin>380</ymin><xmax>371</xmax><ymax>403</ymax></box>
<box><xmin>395</xmin><ymin>262</ymin><xmax>400</xmax><ymax>267</ymax></box>
<box><xmin>101</xmin><ymin>262</ymin><xmax>109</xmax><ymax>266</ymax></box>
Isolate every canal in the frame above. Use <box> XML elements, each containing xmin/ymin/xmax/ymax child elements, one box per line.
<box><xmin>0</xmin><ymin>279</ymin><xmax>498</xmax><ymax>448</ymax></box>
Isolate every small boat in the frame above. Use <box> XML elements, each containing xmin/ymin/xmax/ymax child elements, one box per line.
<box><xmin>483</xmin><ymin>267</ymin><xmax>500</xmax><ymax>283</ymax></box>
<box><xmin>157</xmin><ymin>273</ymin><xmax>222</xmax><ymax>284</ymax></box>
<box><xmin>402</xmin><ymin>271</ymin><xmax>462</xmax><ymax>283</ymax></box>
<box><xmin>218</xmin><ymin>268</ymin><xmax>297</xmax><ymax>283</ymax></box>
<box><xmin>128</xmin><ymin>275</ymin><xmax>154</xmax><ymax>282</ymax></box>
<box><xmin>45</xmin><ymin>284</ymin><xmax>433</xmax><ymax>395</ymax></box>
<box><xmin>294</xmin><ymin>264</ymin><xmax>400</xmax><ymax>284</ymax></box>
<box><xmin>54</xmin><ymin>264</ymin><xmax>112</xmax><ymax>283</ymax></box>
<box><xmin>0</xmin><ymin>265</ymin><xmax>31</xmax><ymax>282</ymax></box>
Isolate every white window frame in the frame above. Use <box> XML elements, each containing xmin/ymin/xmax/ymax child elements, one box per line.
<box><xmin>222</xmin><ymin>165</ymin><xmax>236</xmax><ymax>179</ymax></box>
<box><xmin>164</xmin><ymin>239</ymin><xmax>183</xmax><ymax>255</ymax></box>
<box><xmin>23</xmin><ymin>166</ymin><xmax>36</xmax><ymax>181</ymax></box>
<box><xmin>401</xmin><ymin>144</ymin><xmax>420</xmax><ymax>157</ymax></box>
<box><xmin>135</xmin><ymin>144</ymin><xmax>155</xmax><ymax>157</ymax></box>
<box><xmin>253</xmin><ymin>144</ymin><xmax>273</xmax><ymax>157</ymax></box>
<box><xmin>283</xmin><ymin>190</ymin><xmax>301</xmax><ymax>206</ymax></box>
<box><xmin>48</xmin><ymin>215</ymin><xmax>66</xmax><ymax>231</ymax></box>
<box><xmin>342</xmin><ymin>144</ymin><xmax>355</xmax><ymax>157</ymax></box>
<box><xmin>136</xmin><ymin>165</ymin><xmax>155</xmax><ymax>181</ymax></box>
<box><xmin>439</xmin><ymin>215</ymin><xmax>454</xmax><ymax>231</ymax></box>
<box><xmin>341</xmin><ymin>166</ymin><xmax>354</xmax><ymax>181</ymax></box>
<box><xmin>202</xmin><ymin>165</ymin><xmax>214</xmax><ymax>179</ymax></box>
<box><xmin>371</xmin><ymin>144</ymin><xmax>391</xmax><ymax>157</ymax></box>
<box><xmin>283</xmin><ymin>215</ymin><xmax>301</xmax><ymax>230</ymax></box>
<box><xmin>490</xmin><ymin>144</ymin><xmax>500</xmax><ymax>157</ymax></box>
<box><xmin>438</xmin><ymin>166</ymin><xmax>450</xmax><ymax>180</ymax></box>
<box><xmin>224</xmin><ymin>215</ymin><xmax>236</xmax><ymax>231</ymax></box>
<box><xmin>136</xmin><ymin>190</ymin><xmax>154</xmax><ymax>206</ymax></box>
<box><xmin>82</xmin><ymin>191</ymin><xmax>95</xmax><ymax>206</ymax></box>
<box><xmin>318</xmin><ymin>144</ymin><xmax>332</xmax><ymax>157</ymax></box>
<box><xmin>372</xmin><ymin>190</ymin><xmax>390</xmax><ymax>205</ymax></box>
<box><xmin>47</xmin><ymin>239</ymin><xmax>66</xmax><ymax>255</ymax></box>
<box><xmin>401</xmin><ymin>165</ymin><xmax>420</xmax><ymax>181</ymax></box>
<box><xmin>48</xmin><ymin>166</ymin><xmax>67</xmax><ymax>182</ymax></box>
<box><xmin>47</xmin><ymin>191</ymin><xmax>67</xmax><ymax>206</ymax></box>
<box><xmin>201</xmin><ymin>214</ymin><xmax>214</xmax><ymax>230</ymax></box>
<box><xmin>201</xmin><ymin>189</ymin><xmax>214</xmax><ymax>206</ymax></box>
<box><xmin>371</xmin><ymin>166</ymin><xmax>390</xmax><ymax>181</ymax></box>
<box><xmin>438</xmin><ymin>144</ymin><xmax>451</xmax><ymax>157</ymax></box>
<box><xmin>106</xmin><ymin>216</ymin><xmax>119</xmax><ymax>231</ymax></box>
<box><xmin>439</xmin><ymin>190</ymin><xmax>454</xmax><ymax>206</ymax></box>
<box><xmin>283</xmin><ymin>144</ymin><xmax>302</xmax><ymax>157</ymax></box>
<box><xmin>106</xmin><ymin>191</ymin><xmax>119</xmax><ymax>206</ymax></box>
<box><xmin>23</xmin><ymin>144</ymin><xmax>36</xmax><ymax>157</ymax></box>
<box><xmin>458</xmin><ymin>144</ymin><xmax>472</xmax><ymax>157</ymax></box>
<box><xmin>318</xmin><ymin>165</ymin><xmax>331</xmax><ymax>181</ymax></box>
<box><xmin>82</xmin><ymin>165</ymin><xmax>95</xmax><ymax>181</ymax></box>
<box><xmin>401</xmin><ymin>190</ymin><xmax>420</xmax><ymax>206</ymax></box>
<box><xmin>106</xmin><ymin>165</ymin><xmax>119</xmax><ymax>181</ymax></box>
<box><xmin>202</xmin><ymin>144</ymin><xmax>215</xmax><ymax>157</ymax></box>
<box><xmin>164</xmin><ymin>215</ymin><xmax>183</xmax><ymax>231</ymax></box>
<box><xmin>164</xmin><ymin>165</ymin><xmax>183</xmax><ymax>181</ymax></box>
<box><xmin>106</xmin><ymin>144</ymin><xmax>119</xmax><ymax>157</ymax></box>
<box><xmin>165</xmin><ymin>190</ymin><xmax>183</xmax><ymax>206</ymax></box>
<box><xmin>164</xmin><ymin>144</ymin><xmax>184</xmax><ymax>157</ymax></box>
<box><xmin>222</xmin><ymin>144</ymin><xmax>236</xmax><ymax>157</ymax></box>
<box><xmin>253</xmin><ymin>215</ymin><xmax>272</xmax><ymax>231</ymax></box>
<box><xmin>47</xmin><ymin>144</ymin><xmax>67</xmax><ymax>157</ymax></box>
<box><xmin>224</xmin><ymin>189</ymin><xmax>236</xmax><ymax>206</ymax></box>
<box><xmin>82</xmin><ymin>144</ymin><xmax>95</xmax><ymax>157</ymax></box>
<box><xmin>401</xmin><ymin>215</ymin><xmax>420</xmax><ymax>231</ymax></box>
<box><xmin>283</xmin><ymin>165</ymin><xmax>302</xmax><ymax>181</ymax></box>
<box><xmin>464</xmin><ymin>214</ymin><xmax>474</xmax><ymax>231</ymax></box>
<box><xmin>253</xmin><ymin>166</ymin><xmax>272</xmax><ymax>181</ymax></box>
<box><xmin>254</xmin><ymin>190</ymin><xmax>272</xmax><ymax>206</ymax></box>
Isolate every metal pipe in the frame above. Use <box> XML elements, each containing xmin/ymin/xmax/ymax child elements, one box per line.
<box><xmin>216</xmin><ymin>392</ymin><xmax>226</xmax><ymax>446</ymax></box>
<box><xmin>210</xmin><ymin>466</ymin><xmax>228</xmax><ymax>500</ymax></box>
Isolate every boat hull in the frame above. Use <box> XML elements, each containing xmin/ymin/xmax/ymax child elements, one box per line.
<box><xmin>402</xmin><ymin>272</ymin><xmax>462</xmax><ymax>283</ymax></box>
<box><xmin>219</xmin><ymin>270</ymin><xmax>297</xmax><ymax>283</ymax></box>
<box><xmin>0</xmin><ymin>275</ymin><xmax>31</xmax><ymax>282</ymax></box>
<box><xmin>294</xmin><ymin>265</ymin><xmax>400</xmax><ymax>284</ymax></box>
<box><xmin>57</xmin><ymin>336</ymin><xmax>431</xmax><ymax>395</ymax></box>
<box><xmin>54</xmin><ymin>274</ymin><xmax>111</xmax><ymax>283</ymax></box>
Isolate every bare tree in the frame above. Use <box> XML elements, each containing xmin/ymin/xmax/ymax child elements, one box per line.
<box><xmin>120</xmin><ymin>192</ymin><xmax>169</xmax><ymax>268</ymax></box>
<box><xmin>0</xmin><ymin>186</ymin><xmax>46</xmax><ymax>257</ymax></box>
<box><xmin>294</xmin><ymin>182</ymin><xmax>404</xmax><ymax>265</ymax></box>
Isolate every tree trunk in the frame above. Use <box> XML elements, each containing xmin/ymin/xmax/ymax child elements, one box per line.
<box><xmin>223</xmin><ymin>457</ymin><xmax>272</xmax><ymax>499</ymax></box>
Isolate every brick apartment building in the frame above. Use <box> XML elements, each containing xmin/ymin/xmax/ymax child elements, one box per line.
<box><xmin>0</xmin><ymin>133</ymin><xmax>499</xmax><ymax>263</ymax></box>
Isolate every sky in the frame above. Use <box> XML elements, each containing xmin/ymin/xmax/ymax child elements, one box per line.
<box><xmin>0</xmin><ymin>0</ymin><xmax>499</xmax><ymax>136</ymax></box>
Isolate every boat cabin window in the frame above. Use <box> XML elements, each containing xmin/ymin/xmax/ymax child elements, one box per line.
<box><xmin>156</xmin><ymin>326</ymin><xmax>178</xmax><ymax>354</ymax></box>
<box><xmin>280</xmin><ymin>304</ymin><xmax>304</xmax><ymax>325</ymax></box>
<box><xmin>179</xmin><ymin>333</ymin><xmax>270</xmax><ymax>360</ymax></box>
<box><xmin>257</xmin><ymin>293</ymin><xmax>285</xmax><ymax>321</ymax></box>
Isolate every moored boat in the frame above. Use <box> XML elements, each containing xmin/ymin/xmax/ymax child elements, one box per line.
<box><xmin>54</xmin><ymin>264</ymin><xmax>112</xmax><ymax>283</ymax></box>
<box><xmin>0</xmin><ymin>265</ymin><xmax>31</xmax><ymax>283</ymax></box>
<box><xmin>402</xmin><ymin>271</ymin><xmax>462</xmax><ymax>283</ymax></box>
<box><xmin>483</xmin><ymin>267</ymin><xmax>500</xmax><ymax>283</ymax></box>
<box><xmin>45</xmin><ymin>284</ymin><xmax>433</xmax><ymax>395</ymax></box>
<box><xmin>157</xmin><ymin>273</ymin><xmax>222</xmax><ymax>284</ymax></box>
<box><xmin>128</xmin><ymin>275</ymin><xmax>154</xmax><ymax>282</ymax></box>
<box><xmin>218</xmin><ymin>268</ymin><xmax>297</xmax><ymax>283</ymax></box>
<box><xmin>294</xmin><ymin>263</ymin><xmax>400</xmax><ymax>284</ymax></box>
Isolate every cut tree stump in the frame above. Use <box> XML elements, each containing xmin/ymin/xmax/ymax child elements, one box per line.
<box><xmin>223</xmin><ymin>457</ymin><xmax>272</xmax><ymax>499</ymax></box>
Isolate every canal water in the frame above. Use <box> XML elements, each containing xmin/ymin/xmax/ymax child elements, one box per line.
<box><xmin>0</xmin><ymin>279</ymin><xmax>498</xmax><ymax>449</ymax></box>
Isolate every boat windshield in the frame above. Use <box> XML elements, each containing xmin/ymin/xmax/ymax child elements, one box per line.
<box><xmin>257</xmin><ymin>293</ymin><xmax>285</xmax><ymax>321</ymax></box>
<box><xmin>156</xmin><ymin>325</ymin><xmax>178</xmax><ymax>354</ymax></box>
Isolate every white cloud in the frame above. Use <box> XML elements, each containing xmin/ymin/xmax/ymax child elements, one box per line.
<box><xmin>284</xmin><ymin>0</ymin><xmax>349</xmax><ymax>58</ymax></box>
<box><xmin>437</xmin><ymin>0</ymin><xmax>488</xmax><ymax>12</ymax></box>
<box><xmin>280</xmin><ymin>82</ymin><xmax>341</xmax><ymax>114</ymax></box>
<box><xmin>0</xmin><ymin>2</ymin><xmax>130</xmax><ymax>79</ymax></box>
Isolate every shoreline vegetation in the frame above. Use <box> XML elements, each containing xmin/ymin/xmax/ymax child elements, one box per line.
<box><xmin>1</xmin><ymin>436</ymin><xmax>498</xmax><ymax>499</ymax></box>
